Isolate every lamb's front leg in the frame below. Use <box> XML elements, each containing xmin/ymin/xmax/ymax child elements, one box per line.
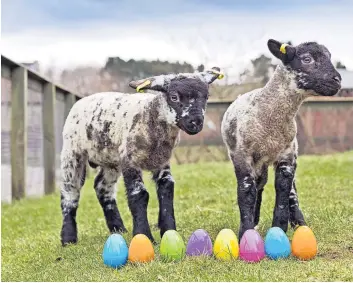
<box><xmin>272</xmin><ymin>159</ymin><xmax>296</xmax><ymax>232</ymax></box>
<box><xmin>123</xmin><ymin>167</ymin><xmax>154</xmax><ymax>243</ymax></box>
<box><xmin>254</xmin><ymin>166</ymin><xmax>268</xmax><ymax>227</ymax></box>
<box><xmin>232</xmin><ymin>155</ymin><xmax>257</xmax><ymax>240</ymax></box>
<box><xmin>152</xmin><ymin>165</ymin><xmax>176</xmax><ymax>237</ymax></box>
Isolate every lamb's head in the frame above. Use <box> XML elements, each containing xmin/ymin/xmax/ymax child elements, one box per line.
<box><xmin>268</xmin><ymin>39</ymin><xmax>341</xmax><ymax>96</ymax></box>
<box><xmin>129</xmin><ymin>67</ymin><xmax>223</xmax><ymax>135</ymax></box>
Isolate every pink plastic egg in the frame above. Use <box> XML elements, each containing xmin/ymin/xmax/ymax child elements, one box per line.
<box><xmin>239</xmin><ymin>229</ymin><xmax>265</xmax><ymax>262</ymax></box>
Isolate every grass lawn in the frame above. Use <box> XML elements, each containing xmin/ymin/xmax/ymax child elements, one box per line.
<box><xmin>2</xmin><ymin>151</ymin><xmax>353</xmax><ymax>282</ymax></box>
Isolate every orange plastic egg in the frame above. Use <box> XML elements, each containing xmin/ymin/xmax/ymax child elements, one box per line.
<box><xmin>291</xmin><ymin>226</ymin><xmax>317</xmax><ymax>260</ymax></box>
<box><xmin>128</xmin><ymin>234</ymin><xmax>155</xmax><ymax>263</ymax></box>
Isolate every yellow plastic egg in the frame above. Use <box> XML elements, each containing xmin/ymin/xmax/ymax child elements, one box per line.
<box><xmin>213</xmin><ymin>229</ymin><xmax>239</xmax><ymax>260</ymax></box>
<box><xmin>292</xmin><ymin>226</ymin><xmax>317</xmax><ymax>260</ymax></box>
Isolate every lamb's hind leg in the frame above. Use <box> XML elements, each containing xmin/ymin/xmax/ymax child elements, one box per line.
<box><xmin>60</xmin><ymin>153</ymin><xmax>86</xmax><ymax>246</ymax></box>
<box><xmin>231</xmin><ymin>153</ymin><xmax>257</xmax><ymax>240</ymax></box>
<box><xmin>94</xmin><ymin>167</ymin><xmax>126</xmax><ymax>233</ymax></box>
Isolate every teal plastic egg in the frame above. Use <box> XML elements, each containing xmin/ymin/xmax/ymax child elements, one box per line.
<box><xmin>160</xmin><ymin>230</ymin><xmax>186</xmax><ymax>261</ymax></box>
<box><xmin>264</xmin><ymin>227</ymin><xmax>291</xmax><ymax>260</ymax></box>
<box><xmin>102</xmin><ymin>234</ymin><xmax>128</xmax><ymax>268</ymax></box>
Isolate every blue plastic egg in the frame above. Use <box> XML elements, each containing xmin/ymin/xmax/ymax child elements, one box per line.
<box><xmin>102</xmin><ymin>234</ymin><xmax>128</xmax><ymax>268</ymax></box>
<box><xmin>264</xmin><ymin>227</ymin><xmax>291</xmax><ymax>260</ymax></box>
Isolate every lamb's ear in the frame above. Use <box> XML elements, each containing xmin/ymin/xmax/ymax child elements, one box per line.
<box><xmin>267</xmin><ymin>39</ymin><xmax>296</xmax><ymax>64</ymax></box>
<box><xmin>129</xmin><ymin>76</ymin><xmax>167</xmax><ymax>93</ymax></box>
<box><xmin>199</xmin><ymin>67</ymin><xmax>224</xmax><ymax>85</ymax></box>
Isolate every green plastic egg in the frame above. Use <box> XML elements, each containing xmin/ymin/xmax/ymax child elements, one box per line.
<box><xmin>160</xmin><ymin>230</ymin><xmax>186</xmax><ymax>262</ymax></box>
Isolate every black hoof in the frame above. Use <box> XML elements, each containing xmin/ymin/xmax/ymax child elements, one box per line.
<box><xmin>144</xmin><ymin>232</ymin><xmax>155</xmax><ymax>244</ymax></box>
<box><xmin>61</xmin><ymin>235</ymin><xmax>78</xmax><ymax>246</ymax></box>
<box><xmin>61</xmin><ymin>223</ymin><xmax>78</xmax><ymax>247</ymax></box>
<box><xmin>160</xmin><ymin>225</ymin><xmax>177</xmax><ymax>238</ymax></box>
<box><xmin>109</xmin><ymin>225</ymin><xmax>128</xmax><ymax>234</ymax></box>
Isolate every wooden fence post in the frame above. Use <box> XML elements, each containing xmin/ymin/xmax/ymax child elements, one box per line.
<box><xmin>64</xmin><ymin>93</ymin><xmax>76</xmax><ymax>121</ymax></box>
<box><xmin>43</xmin><ymin>83</ymin><xmax>56</xmax><ymax>194</ymax></box>
<box><xmin>11</xmin><ymin>66</ymin><xmax>28</xmax><ymax>200</ymax></box>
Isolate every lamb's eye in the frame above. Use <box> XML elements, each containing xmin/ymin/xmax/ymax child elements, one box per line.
<box><xmin>302</xmin><ymin>56</ymin><xmax>312</xmax><ymax>64</ymax></box>
<box><xmin>170</xmin><ymin>94</ymin><xmax>179</xmax><ymax>102</ymax></box>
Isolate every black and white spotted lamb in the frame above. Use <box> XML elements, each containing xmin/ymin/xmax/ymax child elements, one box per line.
<box><xmin>60</xmin><ymin>67</ymin><xmax>223</xmax><ymax>246</ymax></box>
<box><xmin>221</xmin><ymin>39</ymin><xmax>341</xmax><ymax>239</ymax></box>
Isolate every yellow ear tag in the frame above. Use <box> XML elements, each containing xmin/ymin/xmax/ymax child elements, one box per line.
<box><xmin>136</xmin><ymin>80</ymin><xmax>151</xmax><ymax>93</ymax></box>
<box><xmin>280</xmin><ymin>43</ymin><xmax>288</xmax><ymax>54</ymax></box>
<box><xmin>211</xmin><ymin>69</ymin><xmax>224</xmax><ymax>80</ymax></box>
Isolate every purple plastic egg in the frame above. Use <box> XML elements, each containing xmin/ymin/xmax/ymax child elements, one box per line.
<box><xmin>186</xmin><ymin>229</ymin><xmax>213</xmax><ymax>256</ymax></box>
<box><xmin>239</xmin><ymin>229</ymin><xmax>265</xmax><ymax>262</ymax></box>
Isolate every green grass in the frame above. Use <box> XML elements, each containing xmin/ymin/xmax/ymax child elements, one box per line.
<box><xmin>2</xmin><ymin>151</ymin><xmax>353</xmax><ymax>282</ymax></box>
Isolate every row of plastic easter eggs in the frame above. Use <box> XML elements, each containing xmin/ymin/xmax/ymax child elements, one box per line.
<box><xmin>102</xmin><ymin>226</ymin><xmax>317</xmax><ymax>268</ymax></box>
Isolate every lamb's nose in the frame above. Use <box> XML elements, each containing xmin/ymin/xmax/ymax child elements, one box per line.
<box><xmin>190</xmin><ymin>116</ymin><xmax>203</xmax><ymax>127</ymax></box>
<box><xmin>333</xmin><ymin>76</ymin><xmax>341</xmax><ymax>84</ymax></box>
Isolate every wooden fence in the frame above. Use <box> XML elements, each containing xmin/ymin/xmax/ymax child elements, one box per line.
<box><xmin>1</xmin><ymin>55</ymin><xmax>82</xmax><ymax>202</ymax></box>
<box><xmin>2</xmin><ymin>55</ymin><xmax>353</xmax><ymax>202</ymax></box>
